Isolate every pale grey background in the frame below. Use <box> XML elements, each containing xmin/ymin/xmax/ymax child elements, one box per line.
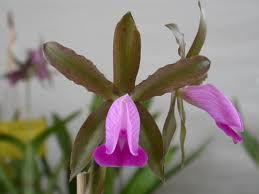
<box><xmin>0</xmin><ymin>0</ymin><xmax>259</xmax><ymax>194</ymax></box>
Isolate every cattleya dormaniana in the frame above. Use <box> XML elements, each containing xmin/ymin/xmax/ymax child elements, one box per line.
<box><xmin>164</xmin><ymin>0</ymin><xmax>243</xmax><ymax>164</ymax></box>
<box><xmin>43</xmin><ymin>1</ymin><xmax>241</xmax><ymax>189</ymax></box>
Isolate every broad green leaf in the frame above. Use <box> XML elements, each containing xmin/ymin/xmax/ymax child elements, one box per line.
<box><xmin>70</xmin><ymin>101</ymin><xmax>112</xmax><ymax>180</ymax></box>
<box><xmin>43</xmin><ymin>42</ymin><xmax>115</xmax><ymax>100</ymax></box>
<box><xmin>165</xmin><ymin>23</ymin><xmax>186</xmax><ymax>58</ymax></box>
<box><xmin>162</xmin><ymin>92</ymin><xmax>177</xmax><ymax>154</ymax></box>
<box><xmin>186</xmin><ymin>1</ymin><xmax>207</xmax><ymax>58</ymax></box>
<box><xmin>0</xmin><ymin>164</ymin><xmax>18</xmax><ymax>194</ymax></box>
<box><xmin>177</xmin><ymin>97</ymin><xmax>186</xmax><ymax>165</ymax></box>
<box><xmin>120</xmin><ymin>147</ymin><xmax>178</xmax><ymax>194</ymax></box>
<box><xmin>132</xmin><ymin>56</ymin><xmax>210</xmax><ymax>101</ymax></box>
<box><xmin>146</xmin><ymin>140</ymin><xmax>210</xmax><ymax>194</ymax></box>
<box><xmin>113</xmin><ymin>12</ymin><xmax>141</xmax><ymax>93</ymax></box>
<box><xmin>89</xmin><ymin>161</ymin><xmax>106</xmax><ymax>194</ymax></box>
<box><xmin>136</xmin><ymin>103</ymin><xmax>164</xmax><ymax>179</ymax></box>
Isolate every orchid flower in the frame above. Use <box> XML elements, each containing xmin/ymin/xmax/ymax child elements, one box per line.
<box><xmin>94</xmin><ymin>94</ymin><xmax>148</xmax><ymax>167</ymax></box>
<box><xmin>43</xmin><ymin>11</ymin><xmax>210</xmax><ymax>180</ymax></box>
<box><xmin>179</xmin><ymin>84</ymin><xmax>243</xmax><ymax>143</ymax></box>
<box><xmin>5</xmin><ymin>46</ymin><xmax>50</xmax><ymax>85</ymax></box>
<box><xmin>4</xmin><ymin>13</ymin><xmax>50</xmax><ymax>85</ymax></box>
<box><xmin>164</xmin><ymin>0</ymin><xmax>243</xmax><ymax>162</ymax></box>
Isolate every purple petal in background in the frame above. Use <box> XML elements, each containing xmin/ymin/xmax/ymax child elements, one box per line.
<box><xmin>5</xmin><ymin>68</ymin><xmax>28</xmax><ymax>85</ymax></box>
<box><xmin>180</xmin><ymin>84</ymin><xmax>243</xmax><ymax>143</ymax></box>
<box><xmin>29</xmin><ymin>47</ymin><xmax>50</xmax><ymax>80</ymax></box>
<box><xmin>93</xmin><ymin>94</ymin><xmax>148</xmax><ymax>167</ymax></box>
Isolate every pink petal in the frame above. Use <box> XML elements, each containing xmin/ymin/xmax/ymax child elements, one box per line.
<box><xmin>93</xmin><ymin>131</ymin><xmax>148</xmax><ymax>167</ymax></box>
<box><xmin>105</xmin><ymin>94</ymin><xmax>140</xmax><ymax>155</ymax></box>
<box><xmin>30</xmin><ymin>48</ymin><xmax>46</xmax><ymax>65</ymax></box>
<box><xmin>216</xmin><ymin>122</ymin><xmax>242</xmax><ymax>144</ymax></box>
<box><xmin>180</xmin><ymin>84</ymin><xmax>243</xmax><ymax>143</ymax></box>
<box><xmin>29</xmin><ymin>48</ymin><xmax>50</xmax><ymax>80</ymax></box>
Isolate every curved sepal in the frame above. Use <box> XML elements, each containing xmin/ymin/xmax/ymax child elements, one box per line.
<box><xmin>136</xmin><ymin>103</ymin><xmax>164</xmax><ymax>179</ymax></box>
<box><xmin>165</xmin><ymin>23</ymin><xmax>186</xmax><ymax>58</ymax></box>
<box><xmin>162</xmin><ymin>92</ymin><xmax>177</xmax><ymax>154</ymax></box>
<box><xmin>70</xmin><ymin>101</ymin><xmax>112</xmax><ymax>181</ymax></box>
<box><xmin>43</xmin><ymin>42</ymin><xmax>115</xmax><ymax>100</ymax></box>
<box><xmin>132</xmin><ymin>56</ymin><xmax>210</xmax><ymax>101</ymax></box>
<box><xmin>186</xmin><ymin>1</ymin><xmax>207</xmax><ymax>58</ymax></box>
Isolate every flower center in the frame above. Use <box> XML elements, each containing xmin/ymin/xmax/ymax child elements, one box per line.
<box><xmin>118</xmin><ymin>129</ymin><xmax>127</xmax><ymax>151</ymax></box>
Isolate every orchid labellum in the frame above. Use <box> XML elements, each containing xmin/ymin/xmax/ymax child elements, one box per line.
<box><xmin>94</xmin><ymin>94</ymin><xmax>148</xmax><ymax>167</ymax></box>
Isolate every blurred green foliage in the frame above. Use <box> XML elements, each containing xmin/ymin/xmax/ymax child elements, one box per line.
<box><xmin>0</xmin><ymin>110</ymin><xmax>80</xmax><ymax>194</ymax></box>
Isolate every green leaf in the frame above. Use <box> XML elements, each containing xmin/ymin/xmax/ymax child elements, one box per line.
<box><xmin>121</xmin><ymin>167</ymin><xmax>156</xmax><ymax>194</ymax></box>
<box><xmin>164</xmin><ymin>147</ymin><xmax>179</xmax><ymax>165</ymax></box>
<box><xmin>165</xmin><ymin>23</ymin><xmax>186</xmax><ymax>58</ymax></box>
<box><xmin>31</xmin><ymin>111</ymin><xmax>80</xmax><ymax>150</ymax></box>
<box><xmin>52</xmin><ymin>113</ymin><xmax>78</xmax><ymax>194</ymax></box>
<box><xmin>242</xmin><ymin>130</ymin><xmax>259</xmax><ymax>167</ymax></box>
<box><xmin>63</xmin><ymin>110</ymin><xmax>81</xmax><ymax>123</ymax></box>
<box><xmin>132</xmin><ymin>56</ymin><xmax>210</xmax><ymax>101</ymax></box>
<box><xmin>43</xmin><ymin>42</ymin><xmax>115</xmax><ymax>100</ymax></box>
<box><xmin>142</xmin><ymin>99</ymin><xmax>154</xmax><ymax>109</ymax></box>
<box><xmin>22</xmin><ymin>145</ymin><xmax>37</xmax><ymax>194</ymax></box>
<box><xmin>70</xmin><ymin>101</ymin><xmax>112</xmax><ymax>180</ymax></box>
<box><xmin>177</xmin><ymin>97</ymin><xmax>186</xmax><ymax>165</ymax></box>
<box><xmin>136</xmin><ymin>103</ymin><xmax>164</xmax><ymax>179</ymax></box>
<box><xmin>104</xmin><ymin>168</ymin><xmax>119</xmax><ymax>194</ymax></box>
<box><xmin>0</xmin><ymin>164</ymin><xmax>18</xmax><ymax>194</ymax></box>
<box><xmin>0</xmin><ymin>134</ymin><xmax>25</xmax><ymax>151</ymax></box>
<box><xmin>162</xmin><ymin>92</ymin><xmax>177</xmax><ymax>154</ymax></box>
<box><xmin>120</xmin><ymin>147</ymin><xmax>178</xmax><ymax>194</ymax></box>
<box><xmin>52</xmin><ymin>114</ymin><xmax>73</xmax><ymax>160</ymax></box>
<box><xmin>90</xmin><ymin>95</ymin><xmax>103</xmax><ymax>112</ymax></box>
<box><xmin>113</xmin><ymin>12</ymin><xmax>141</xmax><ymax>93</ymax></box>
<box><xmin>89</xmin><ymin>161</ymin><xmax>106</xmax><ymax>194</ymax></box>
<box><xmin>186</xmin><ymin>1</ymin><xmax>207</xmax><ymax>58</ymax></box>
<box><xmin>233</xmin><ymin>99</ymin><xmax>259</xmax><ymax>167</ymax></box>
<box><xmin>146</xmin><ymin>140</ymin><xmax>210</xmax><ymax>194</ymax></box>
<box><xmin>46</xmin><ymin>160</ymin><xmax>66</xmax><ymax>194</ymax></box>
